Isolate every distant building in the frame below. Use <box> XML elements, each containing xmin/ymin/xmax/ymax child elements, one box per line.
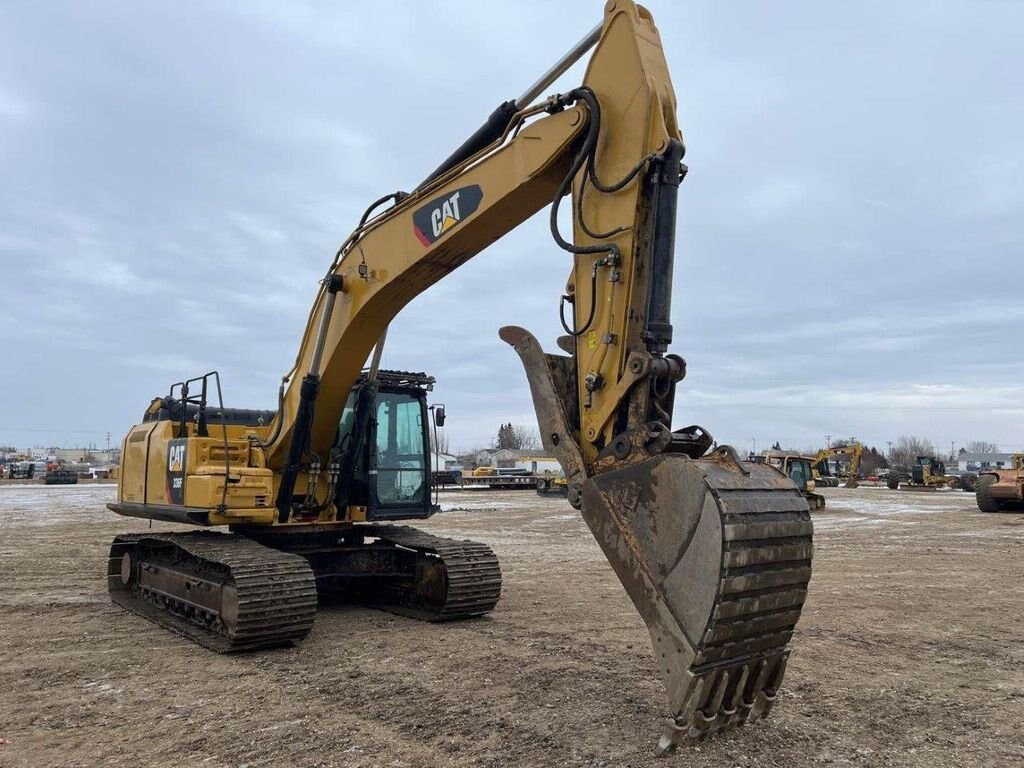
<box><xmin>470</xmin><ymin>448</ymin><xmax>498</xmax><ymax>469</ymax></box>
<box><xmin>472</xmin><ymin>448</ymin><xmax>559</xmax><ymax>474</ymax></box>
<box><xmin>958</xmin><ymin>452</ymin><xmax>1016</xmax><ymax>472</ymax></box>
<box><xmin>510</xmin><ymin>450</ymin><xmax>561</xmax><ymax>474</ymax></box>
<box><xmin>430</xmin><ymin>452</ymin><xmax>459</xmax><ymax>472</ymax></box>
<box><xmin>53</xmin><ymin>448</ymin><xmax>118</xmax><ymax>465</ymax></box>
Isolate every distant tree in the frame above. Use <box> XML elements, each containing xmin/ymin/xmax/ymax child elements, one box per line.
<box><xmin>963</xmin><ymin>440</ymin><xmax>1000</xmax><ymax>454</ymax></box>
<box><xmin>491</xmin><ymin>423</ymin><xmax>540</xmax><ymax>454</ymax></box>
<box><xmin>494</xmin><ymin>423</ymin><xmax>539</xmax><ymax>450</ymax></box>
<box><xmin>831</xmin><ymin>436</ymin><xmax>860</xmax><ymax>449</ymax></box>
<box><xmin>511</xmin><ymin>425</ymin><xmax>539</xmax><ymax>451</ymax></box>
<box><xmin>771</xmin><ymin>441</ymin><xmax>781</xmax><ymax>450</ymax></box>
<box><xmin>860</xmin><ymin>446</ymin><xmax>888</xmax><ymax>476</ymax></box>
<box><xmin>495</xmin><ymin>423</ymin><xmax>514</xmax><ymax>449</ymax></box>
<box><xmin>890</xmin><ymin>435</ymin><xmax>938</xmax><ymax>470</ymax></box>
<box><xmin>430</xmin><ymin>427</ymin><xmax>450</xmax><ymax>455</ymax></box>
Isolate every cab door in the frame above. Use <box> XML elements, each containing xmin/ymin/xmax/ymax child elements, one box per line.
<box><xmin>367</xmin><ymin>389</ymin><xmax>434</xmax><ymax>520</ymax></box>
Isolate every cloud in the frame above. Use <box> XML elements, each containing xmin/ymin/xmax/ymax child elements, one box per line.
<box><xmin>0</xmin><ymin>0</ymin><xmax>1022</xmax><ymax>456</ymax></box>
<box><xmin>0</xmin><ymin>84</ymin><xmax>30</xmax><ymax>121</ymax></box>
<box><xmin>226</xmin><ymin>212</ymin><xmax>289</xmax><ymax>245</ymax></box>
<box><xmin>55</xmin><ymin>254</ymin><xmax>157</xmax><ymax>293</ymax></box>
<box><xmin>121</xmin><ymin>353</ymin><xmax>205</xmax><ymax>375</ymax></box>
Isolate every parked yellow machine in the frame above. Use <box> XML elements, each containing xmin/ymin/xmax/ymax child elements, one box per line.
<box><xmin>975</xmin><ymin>453</ymin><xmax>1024</xmax><ymax>512</ymax></box>
<box><xmin>536</xmin><ymin>472</ymin><xmax>569</xmax><ymax>497</ymax></box>
<box><xmin>756</xmin><ymin>452</ymin><xmax>826</xmax><ymax>510</ymax></box>
<box><xmin>811</xmin><ymin>443</ymin><xmax>863</xmax><ymax>488</ymax></box>
<box><xmin>106</xmin><ymin>2</ymin><xmax>811</xmax><ymax>751</ymax></box>
<box><xmin>886</xmin><ymin>456</ymin><xmax>959</xmax><ymax>491</ymax></box>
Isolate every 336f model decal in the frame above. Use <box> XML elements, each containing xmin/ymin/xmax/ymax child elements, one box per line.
<box><xmin>413</xmin><ymin>185</ymin><xmax>483</xmax><ymax>246</ymax></box>
<box><xmin>166</xmin><ymin>439</ymin><xmax>187</xmax><ymax>505</ymax></box>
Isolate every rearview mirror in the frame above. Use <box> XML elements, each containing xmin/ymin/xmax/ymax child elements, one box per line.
<box><xmin>433</xmin><ymin>405</ymin><xmax>446</xmax><ymax>428</ymax></box>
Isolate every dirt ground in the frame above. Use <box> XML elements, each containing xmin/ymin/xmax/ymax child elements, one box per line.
<box><xmin>1</xmin><ymin>484</ymin><xmax>1022</xmax><ymax>768</ymax></box>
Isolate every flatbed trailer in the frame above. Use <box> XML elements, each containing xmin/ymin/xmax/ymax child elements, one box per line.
<box><xmin>440</xmin><ymin>475</ymin><xmax>542</xmax><ymax>491</ymax></box>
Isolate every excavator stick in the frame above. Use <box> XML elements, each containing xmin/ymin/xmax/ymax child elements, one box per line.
<box><xmin>580</xmin><ymin>449</ymin><xmax>812</xmax><ymax>751</ymax></box>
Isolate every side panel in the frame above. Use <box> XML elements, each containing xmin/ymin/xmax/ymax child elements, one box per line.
<box><xmin>145</xmin><ymin>422</ymin><xmax>176</xmax><ymax>506</ymax></box>
<box><xmin>120</xmin><ymin>423</ymin><xmax>157</xmax><ymax>504</ymax></box>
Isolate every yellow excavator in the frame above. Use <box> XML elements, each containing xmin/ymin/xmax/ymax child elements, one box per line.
<box><xmin>756</xmin><ymin>451</ymin><xmax>826</xmax><ymax>510</ymax></box>
<box><xmin>106</xmin><ymin>1</ymin><xmax>812</xmax><ymax>753</ymax></box>
<box><xmin>811</xmin><ymin>443</ymin><xmax>863</xmax><ymax>488</ymax></box>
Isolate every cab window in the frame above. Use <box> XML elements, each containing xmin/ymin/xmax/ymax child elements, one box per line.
<box><xmin>788</xmin><ymin>460</ymin><xmax>811</xmax><ymax>487</ymax></box>
<box><xmin>374</xmin><ymin>391</ymin><xmax>427</xmax><ymax>506</ymax></box>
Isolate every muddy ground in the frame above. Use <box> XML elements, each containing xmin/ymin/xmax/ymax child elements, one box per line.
<box><xmin>0</xmin><ymin>484</ymin><xmax>1021</xmax><ymax>767</ymax></box>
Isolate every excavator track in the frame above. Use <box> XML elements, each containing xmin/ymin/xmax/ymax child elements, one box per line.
<box><xmin>365</xmin><ymin>525</ymin><xmax>503</xmax><ymax>621</ymax></box>
<box><xmin>232</xmin><ymin>523</ymin><xmax>503</xmax><ymax>622</ymax></box>
<box><xmin>108</xmin><ymin>532</ymin><xmax>318</xmax><ymax>652</ymax></box>
<box><xmin>581</xmin><ymin>448</ymin><xmax>813</xmax><ymax>751</ymax></box>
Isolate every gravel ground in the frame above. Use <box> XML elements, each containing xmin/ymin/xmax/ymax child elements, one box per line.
<box><xmin>1</xmin><ymin>483</ymin><xmax>1022</xmax><ymax>767</ymax></box>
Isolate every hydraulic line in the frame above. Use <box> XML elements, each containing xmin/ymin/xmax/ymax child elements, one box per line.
<box><xmin>559</xmin><ymin>268</ymin><xmax>598</xmax><ymax>338</ymax></box>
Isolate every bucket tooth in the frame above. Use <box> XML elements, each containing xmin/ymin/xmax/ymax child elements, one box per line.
<box><xmin>579</xmin><ymin>448</ymin><xmax>813</xmax><ymax>750</ymax></box>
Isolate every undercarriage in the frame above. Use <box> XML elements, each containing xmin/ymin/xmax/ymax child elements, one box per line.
<box><xmin>108</xmin><ymin>525</ymin><xmax>502</xmax><ymax>651</ymax></box>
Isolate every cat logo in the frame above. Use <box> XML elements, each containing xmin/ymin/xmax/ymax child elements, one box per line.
<box><xmin>412</xmin><ymin>185</ymin><xmax>483</xmax><ymax>246</ymax></box>
<box><xmin>166</xmin><ymin>439</ymin><xmax>187</xmax><ymax>504</ymax></box>
<box><xmin>168</xmin><ymin>443</ymin><xmax>185</xmax><ymax>473</ymax></box>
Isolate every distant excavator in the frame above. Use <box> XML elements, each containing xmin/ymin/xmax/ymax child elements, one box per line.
<box><xmin>811</xmin><ymin>443</ymin><xmax>863</xmax><ymax>488</ymax></box>
<box><xmin>756</xmin><ymin>451</ymin><xmax>825</xmax><ymax>509</ymax></box>
<box><xmin>104</xmin><ymin>2</ymin><xmax>811</xmax><ymax>753</ymax></box>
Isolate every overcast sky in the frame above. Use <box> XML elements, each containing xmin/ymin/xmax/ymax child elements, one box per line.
<box><xmin>1</xmin><ymin>0</ymin><xmax>1022</xmax><ymax>457</ymax></box>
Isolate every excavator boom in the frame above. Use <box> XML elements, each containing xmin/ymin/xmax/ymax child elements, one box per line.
<box><xmin>812</xmin><ymin>443</ymin><xmax>864</xmax><ymax>489</ymax></box>
<box><xmin>108</xmin><ymin>2</ymin><xmax>812</xmax><ymax>753</ymax></box>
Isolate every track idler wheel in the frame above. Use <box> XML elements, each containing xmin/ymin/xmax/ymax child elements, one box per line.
<box><xmin>579</xmin><ymin>447</ymin><xmax>812</xmax><ymax>752</ymax></box>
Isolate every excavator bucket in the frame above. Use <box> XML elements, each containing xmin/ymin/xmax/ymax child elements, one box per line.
<box><xmin>579</xmin><ymin>448</ymin><xmax>812</xmax><ymax>752</ymax></box>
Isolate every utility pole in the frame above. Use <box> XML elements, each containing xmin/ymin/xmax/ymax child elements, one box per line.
<box><xmin>950</xmin><ymin>441</ymin><xmax>955</xmax><ymax>462</ymax></box>
<box><xmin>106</xmin><ymin>432</ymin><xmax>111</xmax><ymax>452</ymax></box>
<box><xmin>886</xmin><ymin>440</ymin><xmax>893</xmax><ymax>461</ymax></box>
<box><xmin>752</xmin><ymin>438</ymin><xmax>757</xmax><ymax>458</ymax></box>
<box><xmin>825</xmin><ymin>434</ymin><xmax>832</xmax><ymax>449</ymax></box>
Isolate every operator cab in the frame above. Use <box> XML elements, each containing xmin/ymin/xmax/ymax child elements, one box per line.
<box><xmin>912</xmin><ymin>455</ymin><xmax>944</xmax><ymax>483</ymax></box>
<box><xmin>334</xmin><ymin>370</ymin><xmax>439</xmax><ymax>521</ymax></box>
<box><xmin>759</xmin><ymin>453</ymin><xmax>814</xmax><ymax>492</ymax></box>
<box><xmin>786</xmin><ymin>458</ymin><xmax>814</xmax><ymax>491</ymax></box>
